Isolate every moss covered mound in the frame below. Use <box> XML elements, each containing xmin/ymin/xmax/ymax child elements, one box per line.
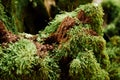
<box><xmin>0</xmin><ymin>1</ymin><xmax>120</xmax><ymax>80</ymax></box>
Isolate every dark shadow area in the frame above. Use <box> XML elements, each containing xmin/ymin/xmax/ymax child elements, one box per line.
<box><xmin>23</xmin><ymin>2</ymin><xmax>50</xmax><ymax>34</ymax></box>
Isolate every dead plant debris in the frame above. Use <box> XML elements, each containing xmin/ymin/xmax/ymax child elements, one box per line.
<box><xmin>0</xmin><ymin>20</ymin><xmax>19</xmax><ymax>47</ymax></box>
<box><xmin>45</xmin><ymin>16</ymin><xmax>75</xmax><ymax>44</ymax></box>
<box><xmin>77</xmin><ymin>10</ymin><xmax>91</xmax><ymax>24</ymax></box>
<box><xmin>82</xmin><ymin>28</ymin><xmax>98</xmax><ymax>36</ymax></box>
<box><xmin>34</xmin><ymin>42</ymin><xmax>54</xmax><ymax>58</ymax></box>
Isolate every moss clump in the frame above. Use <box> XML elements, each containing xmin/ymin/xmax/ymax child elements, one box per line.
<box><xmin>52</xmin><ymin>26</ymin><xmax>110</xmax><ymax>70</ymax></box>
<box><xmin>1</xmin><ymin>1</ymin><xmax>120</xmax><ymax>80</ymax></box>
<box><xmin>69</xmin><ymin>51</ymin><xmax>109</xmax><ymax>80</ymax></box>
<box><xmin>106</xmin><ymin>36</ymin><xmax>120</xmax><ymax>80</ymax></box>
<box><xmin>42</xmin><ymin>3</ymin><xmax>104</xmax><ymax>39</ymax></box>
<box><xmin>36</xmin><ymin>57</ymin><xmax>60</xmax><ymax>80</ymax></box>
<box><xmin>69</xmin><ymin>26</ymin><xmax>110</xmax><ymax>69</ymax></box>
<box><xmin>100</xmin><ymin>1</ymin><xmax>120</xmax><ymax>79</ymax></box>
<box><xmin>81</xmin><ymin>5</ymin><xmax>104</xmax><ymax>35</ymax></box>
<box><xmin>0</xmin><ymin>40</ymin><xmax>36</xmax><ymax>78</ymax></box>
<box><xmin>0</xmin><ymin>39</ymin><xmax>60</xmax><ymax>80</ymax></box>
<box><xmin>0</xmin><ymin>39</ymin><xmax>37</xmax><ymax>79</ymax></box>
<box><xmin>41</xmin><ymin>3</ymin><xmax>108</xmax><ymax>79</ymax></box>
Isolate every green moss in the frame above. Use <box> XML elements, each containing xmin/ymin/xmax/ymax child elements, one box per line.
<box><xmin>104</xmin><ymin>23</ymin><xmax>118</xmax><ymax>37</ymax></box>
<box><xmin>51</xmin><ymin>26</ymin><xmax>109</xmax><ymax>74</ymax></box>
<box><xmin>69</xmin><ymin>51</ymin><xmax>109</xmax><ymax>80</ymax></box>
<box><xmin>69</xmin><ymin>29</ymin><xmax>110</xmax><ymax>69</ymax></box>
<box><xmin>10</xmin><ymin>0</ymin><xmax>29</xmax><ymax>32</ymax></box>
<box><xmin>0</xmin><ymin>39</ymin><xmax>37</xmax><ymax>79</ymax></box>
<box><xmin>109</xmin><ymin>36</ymin><xmax>120</xmax><ymax>47</ymax></box>
<box><xmin>106</xmin><ymin>36</ymin><xmax>120</xmax><ymax>63</ymax></box>
<box><xmin>77</xmin><ymin>4</ymin><xmax>104</xmax><ymax>35</ymax></box>
<box><xmin>46</xmin><ymin>3</ymin><xmax>108</xmax><ymax>70</ymax></box>
<box><xmin>0</xmin><ymin>39</ymin><xmax>60</xmax><ymax>80</ymax></box>
<box><xmin>2</xmin><ymin>1</ymin><xmax>120</xmax><ymax>79</ymax></box>
<box><xmin>106</xmin><ymin>36</ymin><xmax>120</xmax><ymax>80</ymax></box>
<box><xmin>102</xmin><ymin>0</ymin><xmax>120</xmax><ymax>37</ymax></box>
<box><xmin>108</xmin><ymin>62</ymin><xmax>120</xmax><ymax>80</ymax></box>
<box><xmin>0</xmin><ymin>1</ymin><xmax>16</xmax><ymax>33</ymax></box>
<box><xmin>102</xmin><ymin>0</ymin><xmax>120</xmax><ymax>24</ymax></box>
<box><xmin>37</xmin><ymin>57</ymin><xmax>60</xmax><ymax>80</ymax></box>
<box><xmin>42</xmin><ymin>11</ymin><xmax>77</xmax><ymax>37</ymax></box>
<box><xmin>42</xmin><ymin>3</ymin><xmax>104</xmax><ymax>39</ymax></box>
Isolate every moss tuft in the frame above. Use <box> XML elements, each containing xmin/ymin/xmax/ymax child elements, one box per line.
<box><xmin>69</xmin><ymin>51</ymin><xmax>109</xmax><ymax>80</ymax></box>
